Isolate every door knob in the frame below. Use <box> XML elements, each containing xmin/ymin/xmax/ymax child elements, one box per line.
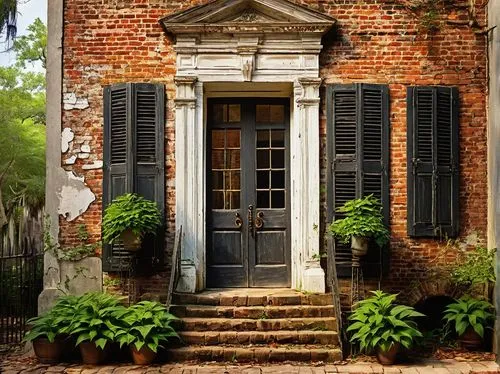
<box><xmin>255</xmin><ymin>211</ymin><xmax>264</xmax><ymax>229</ymax></box>
<box><xmin>235</xmin><ymin>213</ymin><xmax>243</xmax><ymax>229</ymax></box>
<box><xmin>248</xmin><ymin>205</ymin><xmax>254</xmax><ymax>236</ymax></box>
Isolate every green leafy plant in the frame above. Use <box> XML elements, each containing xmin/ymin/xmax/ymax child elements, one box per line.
<box><xmin>64</xmin><ymin>292</ymin><xmax>127</xmax><ymax>350</ymax></box>
<box><xmin>443</xmin><ymin>296</ymin><xmax>494</xmax><ymax>338</ymax></box>
<box><xmin>347</xmin><ymin>291</ymin><xmax>425</xmax><ymax>352</ymax></box>
<box><xmin>24</xmin><ymin>294</ymin><xmax>79</xmax><ymax>343</ymax></box>
<box><xmin>102</xmin><ymin>193</ymin><xmax>161</xmax><ymax>245</ymax></box>
<box><xmin>114</xmin><ymin>301</ymin><xmax>179</xmax><ymax>352</ymax></box>
<box><xmin>328</xmin><ymin>195</ymin><xmax>390</xmax><ymax>248</ymax></box>
<box><xmin>451</xmin><ymin>246</ymin><xmax>496</xmax><ymax>287</ymax></box>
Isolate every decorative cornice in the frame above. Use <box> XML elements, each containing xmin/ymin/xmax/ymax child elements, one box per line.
<box><xmin>163</xmin><ymin>23</ymin><xmax>333</xmax><ymax>35</ymax></box>
<box><xmin>160</xmin><ymin>0</ymin><xmax>336</xmax><ymax>36</ymax></box>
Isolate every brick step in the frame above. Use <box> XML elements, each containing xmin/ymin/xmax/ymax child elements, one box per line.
<box><xmin>165</xmin><ymin>345</ymin><xmax>342</xmax><ymax>363</ymax></box>
<box><xmin>173</xmin><ymin>292</ymin><xmax>332</xmax><ymax>307</ymax></box>
<box><xmin>179</xmin><ymin>330</ymin><xmax>339</xmax><ymax>345</ymax></box>
<box><xmin>170</xmin><ymin>304</ymin><xmax>335</xmax><ymax>319</ymax></box>
<box><xmin>177</xmin><ymin>317</ymin><xmax>337</xmax><ymax>332</ymax></box>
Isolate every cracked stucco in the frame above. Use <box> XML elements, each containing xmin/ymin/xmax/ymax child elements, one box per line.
<box><xmin>57</xmin><ymin>171</ymin><xmax>96</xmax><ymax>221</ymax></box>
<box><xmin>63</xmin><ymin>92</ymin><xmax>90</xmax><ymax>110</ymax></box>
<box><xmin>61</xmin><ymin>128</ymin><xmax>74</xmax><ymax>153</ymax></box>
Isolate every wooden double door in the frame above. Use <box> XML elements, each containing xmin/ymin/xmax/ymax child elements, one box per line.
<box><xmin>207</xmin><ymin>98</ymin><xmax>291</xmax><ymax>288</ymax></box>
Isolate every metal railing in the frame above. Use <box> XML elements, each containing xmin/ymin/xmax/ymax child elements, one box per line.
<box><xmin>0</xmin><ymin>245</ymin><xmax>43</xmax><ymax>345</ymax></box>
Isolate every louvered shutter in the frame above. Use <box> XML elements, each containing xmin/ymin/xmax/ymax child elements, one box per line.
<box><xmin>326</xmin><ymin>84</ymin><xmax>390</xmax><ymax>278</ymax></box>
<box><xmin>407</xmin><ymin>86</ymin><xmax>459</xmax><ymax>238</ymax></box>
<box><xmin>103</xmin><ymin>84</ymin><xmax>134</xmax><ymax>272</ymax></box>
<box><xmin>360</xmin><ymin>85</ymin><xmax>390</xmax><ymax>274</ymax></box>
<box><xmin>133</xmin><ymin>83</ymin><xmax>165</xmax><ymax>272</ymax></box>
<box><xmin>103</xmin><ymin>83</ymin><xmax>165</xmax><ymax>272</ymax></box>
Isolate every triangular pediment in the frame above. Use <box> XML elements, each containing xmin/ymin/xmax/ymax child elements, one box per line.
<box><xmin>161</xmin><ymin>0</ymin><xmax>336</xmax><ymax>35</ymax></box>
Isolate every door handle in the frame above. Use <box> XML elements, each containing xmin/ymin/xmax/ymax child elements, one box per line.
<box><xmin>235</xmin><ymin>213</ymin><xmax>243</xmax><ymax>229</ymax></box>
<box><xmin>255</xmin><ymin>211</ymin><xmax>264</xmax><ymax>229</ymax></box>
<box><xmin>248</xmin><ymin>205</ymin><xmax>254</xmax><ymax>236</ymax></box>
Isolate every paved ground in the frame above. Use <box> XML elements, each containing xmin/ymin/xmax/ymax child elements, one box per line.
<box><xmin>1</xmin><ymin>360</ymin><xmax>500</xmax><ymax>374</ymax></box>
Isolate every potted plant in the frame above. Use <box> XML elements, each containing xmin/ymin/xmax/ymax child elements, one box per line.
<box><xmin>347</xmin><ymin>290</ymin><xmax>425</xmax><ymax>365</ymax></box>
<box><xmin>64</xmin><ymin>292</ymin><xmax>127</xmax><ymax>364</ymax></box>
<box><xmin>24</xmin><ymin>312</ymin><xmax>65</xmax><ymax>364</ymax></box>
<box><xmin>443</xmin><ymin>296</ymin><xmax>494</xmax><ymax>350</ymax></box>
<box><xmin>114</xmin><ymin>301</ymin><xmax>179</xmax><ymax>365</ymax></box>
<box><xmin>24</xmin><ymin>295</ymin><xmax>79</xmax><ymax>364</ymax></box>
<box><xmin>102</xmin><ymin>193</ymin><xmax>162</xmax><ymax>251</ymax></box>
<box><xmin>329</xmin><ymin>194</ymin><xmax>389</xmax><ymax>257</ymax></box>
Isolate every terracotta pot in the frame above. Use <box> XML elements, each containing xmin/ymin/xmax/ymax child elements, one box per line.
<box><xmin>130</xmin><ymin>345</ymin><xmax>156</xmax><ymax>365</ymax></box>
<box><xmin>376</xmin><ymin>343</ymin><xmax>399</xmax><ymax>365</ymax></box>
<box><xmin>351</xmin><ymin>236</ymin><xmax>369</xmax><ymax>257</ymax></box>
<box><xmin>79</xmin><ymin>341</ymin><xmax>108</xmax><ymax>365</ymax></box>
<box><xmin>120</xmin><ymin>229</ymin><xmax>142</xmax><ymax>251</ymax></box>
<box><xmin>33</xmin><ymin>337</ymin><xmax>64</xmax><ymax>364</ymax></box>
<box><xmin>459</xmin><ymin>326</ymin><xmax>483</xmax><ymax>350</ymax></box>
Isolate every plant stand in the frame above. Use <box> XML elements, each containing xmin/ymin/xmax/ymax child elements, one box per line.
<box><xmin>350</xmin><ymin>255</ymin><xmax>365</xmax><ymax>307</ymax></box>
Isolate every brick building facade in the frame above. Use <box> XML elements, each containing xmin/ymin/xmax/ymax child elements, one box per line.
<box><xmin>43</xmin><ymin>0</ymin><xmax>489</xmax><ymax>304</ymax></box>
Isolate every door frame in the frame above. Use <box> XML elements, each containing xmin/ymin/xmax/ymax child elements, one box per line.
<box><xmin>206</xmin><ymin>97</ymin><xmax>292</xmax><ymax>288</ymax></box>
<box><xmin>175</xmin><ymin>80</ymin><xmax>324</xmax><ymax>294</ymax></box>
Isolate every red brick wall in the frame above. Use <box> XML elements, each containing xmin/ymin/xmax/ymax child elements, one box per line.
<box><xmin>60</xmin><ymin>0</ymin><xmax>488</xmax><ymax>301</ymax></box>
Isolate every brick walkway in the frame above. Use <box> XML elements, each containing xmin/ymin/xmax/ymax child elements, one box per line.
<box><xmin>1</xmin><ymin>360</ymin><xmax>500</xmax><ymax>374</ymax></box>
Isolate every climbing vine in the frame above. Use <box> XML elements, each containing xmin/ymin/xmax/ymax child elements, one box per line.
<box><xmin>397</xmin><ymin>0</ymin><xmax>480</xmax><ymax>34</ymax></box>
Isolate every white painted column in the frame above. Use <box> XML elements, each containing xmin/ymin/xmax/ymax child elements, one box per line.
<box><xmin>291</xmin><ymin>78</ymin><xmax>325</xmax><ymax>293</ymax></box>
<box><xmin>175</xmin><ymin>77</ymin><xmax>205</xmax><ymax>293</ymax></box>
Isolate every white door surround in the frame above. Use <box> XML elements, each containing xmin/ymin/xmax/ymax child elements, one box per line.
<box><xmin>162</xmin><ymin>0</ymin><xmax>336</xmax><ymax>293</ymax></box>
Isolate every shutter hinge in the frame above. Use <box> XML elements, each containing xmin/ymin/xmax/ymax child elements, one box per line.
<box><xmin>411</xmin><ymin>158</ymin><xmax>419</xmax><ymax>175</ymax></box>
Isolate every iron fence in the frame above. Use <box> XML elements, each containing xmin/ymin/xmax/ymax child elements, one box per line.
<box><xmin>0</xmin><ymin>244</ymin><xmax>43</xmax><ymax>345</ymax></box>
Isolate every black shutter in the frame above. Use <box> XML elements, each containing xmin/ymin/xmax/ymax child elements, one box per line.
<box><xmin>103</xmin><ymin>84</ymin><xmax>134</xmax><ymax>272</ymax></box>
<box><xmin>327</xmin><ymin>84</ymin><xmax>390</xmax><ymax>278</ymax></box>
<box><xmin>133</xmin><ymin>83</ymin><xmax>165</xmax><ymax>272</ymax></box>
<box><xmin>103</xmin><ymin>83</ymin><xmax>165</xmax><ymax>272</ymax></box>
<box><xmin>407</xmin><ymin>86</ymin><xmax>459</xmax><ymax>238</ymax></box>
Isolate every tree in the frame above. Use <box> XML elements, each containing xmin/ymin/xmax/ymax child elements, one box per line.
<box><xmin>0</xmin><ymin>0</ymin><xmax>18</xmax><ymax>44</ymax></box>
<box><xmin>13</xmin><ymin>18</ymin><xmax>46</xmax><ymax>69</ymax></box>
<box><xmin>0</xmin><ymin>17</ymin><xmax>45</xmax><ymax>227</ymax></box>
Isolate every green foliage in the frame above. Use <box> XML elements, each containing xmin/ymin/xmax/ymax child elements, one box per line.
<box><xmin>24</xmin><ymin>295</ymin><xmax>79</xmax><ymax>343</ymax></box>
<box><xmin>347</xmin><ymin>291</ymin><xmax>425</xmax><ymax>353</ymax></box>
<box><xmin>63</xmin><ymin>292</ymin><xmax>128</xmax><ymax>349</ymax></box>
<box><xmin>328</xmin><ymin>195</ymin><xmax>390</xmax><ymax>248</ymax></box>
<box><xmin>102</xmin><ymin>193</ymin><xmax>162</xmax><ymax>245</ymax></box>
<box><xmin>114</xmin><ymin>301</ymin><xmax>179</xmax><ymax>353</ymax></box>
<box><xmin>451</xmin><ymin>246</ymin><xmax>496</xmax><ymax>287</ymax></box>
<box><xmin>13</xmin><ymin>18</ymin><xmax>47</xmax><ymax>69</ymax></box>
<box><xmin>443</xmin><ymin>296</ymin><xmax>494</xmax><ymax>338</ymax></box>
<box><xmin>0</xmin><ymin>18</ymin><xmax>46</xmax><ymax>225</ymax></box>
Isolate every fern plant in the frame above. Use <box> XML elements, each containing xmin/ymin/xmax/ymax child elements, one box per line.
<box><xmin>443</xmin><ymin>296</ymin><xmax>494</xmax><ymax>338</ymax></box>
<box><xmin>329</xmin><ymin>194</ymin><xmax>390</xmax><ymax>248</ymax></box>
<box><xmin>347</xmin><ymin>291</ymin><xmax>425</xmax><ymax>353</ymax></box>
<box><xmin>102</xmin><ymin>193</ymin><xmax>161</xmax><ymax>245</ymax></box>
<box><xmin>114</xmin><ymin>301</ymin><xmax>179</xmax><ymax>353</ymax></box>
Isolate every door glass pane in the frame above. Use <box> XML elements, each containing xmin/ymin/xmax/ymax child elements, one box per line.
<box><xmin>228</xmin><ymin>105</ymin><xmax>241</xmax><ymax>122</ymax></box>
<box><xmin>257</xmin><ymin>150</ymin><xmax>270</xmax><ymax>169</ymax></box>
<box><xmin>211</xmin><ymin>129</ymin><xmax>241</xmax><ymax>210</ymax></box>
<box><xmin>213</xmin><ymin>104</ymin><xmax>241</xmax><ymax>123</ymax></box>
<box><xmin>256</xmin><ymin>105</ymin><xmax>285</xmax><ymax>123</ymax></box>
<box><xmin>257</xmin><ymin>191</ymin><xmax>270</xmax><ymax>208</ymax></box>
<box><xmin>256</xmin><ymin>129</ymin><xmax>286</xmax><ymax>209</ymax></box>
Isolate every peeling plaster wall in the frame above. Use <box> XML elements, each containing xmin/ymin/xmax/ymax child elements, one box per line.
<box><xmin>57</xmin><ymin>172</ymin><xmax>96</xmax><ymax>221</ymax></box>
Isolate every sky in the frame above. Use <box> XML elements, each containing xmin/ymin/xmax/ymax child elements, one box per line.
<box><xmin>0</xmin><ymin>0</ymin><xmax>47</xmax><ymax>67</ymax></box>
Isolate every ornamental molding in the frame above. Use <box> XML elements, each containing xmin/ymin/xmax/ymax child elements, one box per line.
<box><xmin>160</xmin><ymin>0</ymin><xmax>336</xmax><ymax>36</ymax></box>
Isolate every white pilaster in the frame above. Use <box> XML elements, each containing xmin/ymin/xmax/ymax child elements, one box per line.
<box><xmin>292</xmin><ymin>78</ymin><xmax>325</xmax><ymax>293</ymax></box>
<box><xmin>175</xmin><ymin>77</ymin><xmax>205</xmax><ymax>293</ymax></box>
